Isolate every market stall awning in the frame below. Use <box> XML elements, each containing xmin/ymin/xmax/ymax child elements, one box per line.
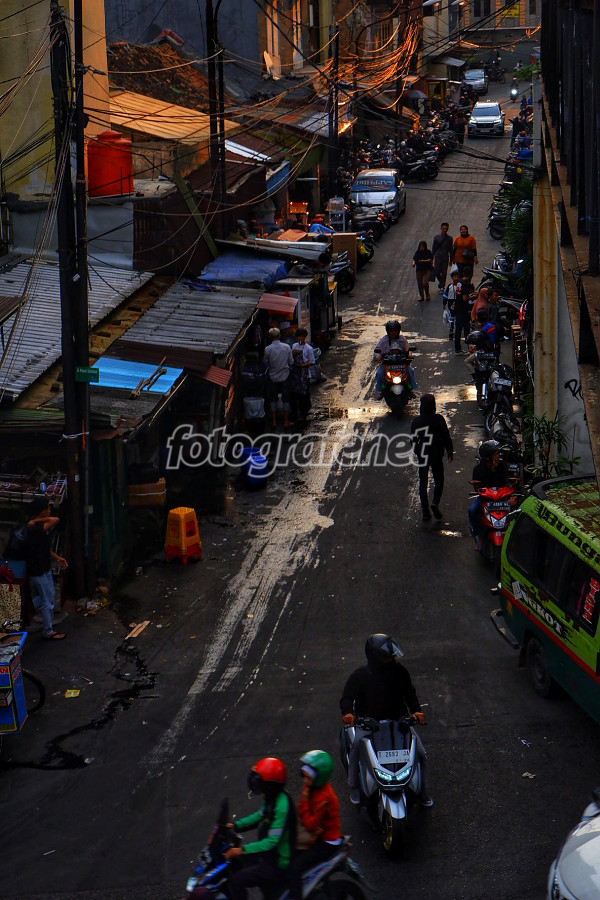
<box><xmin>441</xmin><ymin>57</ymin><xmax>466</xmax><ymax>67</ymax></box>
<box><xmin>257</xmin><ymin>293</ymin><xmax>299</xmax><ymax>315</ymax></box>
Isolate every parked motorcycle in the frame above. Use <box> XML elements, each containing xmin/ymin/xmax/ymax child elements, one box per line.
<box><xmin>339</xmin><ymin>715</ymin><xmax>427</xmax><ymax>858</ymax></box>
<box><xmin>181</xmin><ymin>799</ymin><xmax>368</xmax><ymax>900</ymax></box>
<box><xmin>469</xmin><ymin>479</ymin><xmax>519</xmax><ymax>574</ymax></box>
<box><xmin>482</xmin><ymin>363</ymin><xmax>516</xmax><ymax>433</ymax></box>
<box><xmin>331</xmin><ymin>251</ymin><xmax>355</xmax><ymax>294</ymax></box>
<box><xmin>351</xmin><ymin>206</ymin><xmax>387</xmax><ymax>242</ymax></box>
<box><xmin>378</xmin><ymin>346</ymin><xmax>414</xmax><ymax>415</ymax></box>
<box><xmin>488</xmin><ymin>66</ymin><xmax>507</xmax><ymax>84</ymax></box>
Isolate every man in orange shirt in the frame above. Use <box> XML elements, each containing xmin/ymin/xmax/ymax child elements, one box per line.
<box><xmin>452</xmin><ymin>224</ymin><xmax>478</xmax><ymax>275</ymax></box>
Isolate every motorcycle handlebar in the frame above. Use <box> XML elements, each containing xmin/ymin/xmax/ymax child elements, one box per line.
<box><xmin>346</xmin><ymin>715</ymin><xmax>418</xmax><ymax>730</ymax></box>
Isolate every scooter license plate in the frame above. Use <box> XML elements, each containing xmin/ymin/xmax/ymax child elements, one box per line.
<box><xmin>487</xmin><ymin>501</ymin><xmax>510</xmax><ymax>510</ymax></box>
<box><xmin>377</xmin><ymin>749</ymin><xmax>410</xmax><ymax>763</ymax></box>
<box><xmin>495</xmin><ymin>378</ymin><xmax>512</xmax><ymax>387</ymax></box>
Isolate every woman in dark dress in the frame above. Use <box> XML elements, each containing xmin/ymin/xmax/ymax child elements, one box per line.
<box><xmin>412</xmin><ymin>240</ymin><xmax>434</xmax><ymax>302</ymax></box>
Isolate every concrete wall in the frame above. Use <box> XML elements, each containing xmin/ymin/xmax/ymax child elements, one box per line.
<box><xmin>104</xmin><ymin>0</ymin><xmax>258</xmax><ymax>62</ymax></box>
<box><xmin>0</xmin><ymin>0</ymin><xmax>109</xmax><ymax>201</ymax></box>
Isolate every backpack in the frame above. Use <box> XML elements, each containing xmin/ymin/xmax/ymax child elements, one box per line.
<box><xmin>3</xmin><ymin>525</ymin><xmax>28</xmax><ymax>561</ymax></box>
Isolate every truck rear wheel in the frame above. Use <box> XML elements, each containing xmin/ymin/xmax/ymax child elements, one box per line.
<box><xmin>526</xmin><ymin>637</ymin><xmax>555</xmax><ymax>698</ymax></box>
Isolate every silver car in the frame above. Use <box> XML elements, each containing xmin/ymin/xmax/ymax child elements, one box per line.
<box><xmin>468</xmin><ymin>101</ymin><xmax>505</xmax><ymax>137</ymax></box>
<box><xmin>348</xmin><ymin>169</ymin><xmax>407</xmax><ymax>224</ymax></box>
<box><xmin>463</xmin><ymin>68</ymin><xmax>489</xmax><ymax>95</ymax></box>
<box><xmin>548</xmin><ymin>789</ymin><xmax>600</xmax><ymax>900</ymax></box>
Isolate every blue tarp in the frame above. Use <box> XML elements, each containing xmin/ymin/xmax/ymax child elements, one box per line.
<box><xmin>91</xmin><ymin>357</ymin><xmax>183</xmax><ymax>393</ymax></box>
<box><xmin>197</xmin><ymin>252</ymin><xmax>289</xmax><ymax>290</ymax></box>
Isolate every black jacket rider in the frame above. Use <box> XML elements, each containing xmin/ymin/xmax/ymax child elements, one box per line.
<box><xmin>340</xmin><ymin>664</ymin><xmax>421</xmax><ymax>721</ymax></box>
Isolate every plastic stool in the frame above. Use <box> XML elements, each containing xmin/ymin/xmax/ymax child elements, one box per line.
<box><xmin>164</xmin><ymin>507</ymin><xmax>202</xmax><ymax>564</ymax></box>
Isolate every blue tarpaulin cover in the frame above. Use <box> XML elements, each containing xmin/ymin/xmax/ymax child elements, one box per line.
<box><xmin>91</xmin><ymin>357</ymin><xmax>183</xmax><ymax>393</ymax></box>
<box><xmin>197</xmin><ymin>252</ymin><xmax>289</xmax><ymax>290</ymax></box>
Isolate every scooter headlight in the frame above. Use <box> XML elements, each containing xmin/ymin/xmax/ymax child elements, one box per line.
<box><xmin>392</xmin><ymin>375</ymin><xmax>402</xmax><ymax>384</ymax></box>
<box><xmin>374</xmin><ymin>765</ymin><xmax>412</xmax><ymax>785</ymax></box>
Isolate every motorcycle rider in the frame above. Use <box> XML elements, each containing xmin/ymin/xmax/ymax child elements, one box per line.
<box><xmin>468</xmin><ymin>440</ymin><xmax>508</xmax><ymax>550</ymax></box>
<box><xmin>224</xmin><ymin>757</ymin><xmax>295</xmax><ymax>900</ymax></box>
<box><xmin>373</xmin><ymin>319</ymin><xmax>416</xmax><ymax>400</ymax></box>
<box><xmin>340</xmin><ymin>634</ymin><xmax>432</xmax><ymax>807</ymax></box>
<box><xmin>287</xmin><ymin>750</ymin><xmax>342</xmax><ymax>900</ymax></box>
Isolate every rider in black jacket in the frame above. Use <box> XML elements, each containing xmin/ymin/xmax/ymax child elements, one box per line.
<box><xmin>340</xmin><ymin>634</ymin><xmax>432</xmax><ymax>807</ymax></box>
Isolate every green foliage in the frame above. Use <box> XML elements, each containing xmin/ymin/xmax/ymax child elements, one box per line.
<box><xmin>523</xmin><ymin>410</ymin><xmax>581</xmax><ymax>480</ymax></box>
<box><xmin>513</xmin><ymin>63</ymin><xmax>540</xmax><ymax>84</ymax></box>
<box><xmin>498</xmin><ymin>178</ymin><xmax>534</xmax><ymax>298</ymax></box>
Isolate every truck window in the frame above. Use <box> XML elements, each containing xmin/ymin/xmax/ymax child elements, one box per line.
<box><xmin>506</xmin><ymin>515</ymin><xmax>538</xmax><ymax>574</ymax></box>
<box><xmin>506</xmin><ymin>515</ymin><xmax>570</xmax><ymax>603</ymax></box>
<box><xmin>566</xmin><ymin>559</ymin><xmax>600</xmax><ymax>637</ymax></box>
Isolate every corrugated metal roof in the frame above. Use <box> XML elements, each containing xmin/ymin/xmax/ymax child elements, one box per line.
<box><xmin>202</xmin><ymin>365</ymin><xmax>232</xmax><ymax>388</ymax></box>
<box><xmin>113</xmin><ymin>283</ymin><xmax>260</xmax><ymax>360</ymax></box>
<box><xmin>0</xmin><ymin>261</ymin><xmax>153</xmax><ymax>402</ymax></box>
<box><xmin>258</xmin><ymin>293</ymin><xmax>298</xmax><ymax>314</ymax></box>
<box><xmin>109</xmin><ymin>89</ymin><xmax>239</xmax><ymax>145</ymax></box>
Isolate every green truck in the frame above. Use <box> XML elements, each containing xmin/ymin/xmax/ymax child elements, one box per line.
<box><xmin>492</xmin><ymin>475</ymin><xmax>600</xmax><ymax>725</ymax></box>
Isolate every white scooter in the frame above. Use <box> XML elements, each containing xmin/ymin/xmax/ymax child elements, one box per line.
<box><xmin>339</xmin><ymin>715</ymin><xmax>425</xmax><ymax>858</ymax></box>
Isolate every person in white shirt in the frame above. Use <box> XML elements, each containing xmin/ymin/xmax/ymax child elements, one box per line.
<box><xmin>263</xmin><ymin>327</ymin><xmax>293</xmax><ymax>428</ymax></box>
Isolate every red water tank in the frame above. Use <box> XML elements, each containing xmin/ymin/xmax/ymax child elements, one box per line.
<box><xmin>87</xmin><ymin>130</ymin><xmax>133</xmax><ymax>197</ymax></box>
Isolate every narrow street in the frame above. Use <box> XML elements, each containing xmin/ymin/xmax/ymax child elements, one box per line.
<box><xmin>2</xmin><ymin>86</ymin><xmax>599</xmax><ymax>900</ymax></box>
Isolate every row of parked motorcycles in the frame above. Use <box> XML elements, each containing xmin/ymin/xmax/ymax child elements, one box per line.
<box><xmin>467</xmin><ymin>252</ymin><xmax>529</xmax><ymax>572</ymax></box>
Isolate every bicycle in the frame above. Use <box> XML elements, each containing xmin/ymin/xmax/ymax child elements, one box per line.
<box><xmin>1</xmin><ymin>621</ymin><xmax>46</xmax><ymax>716</ymax></box>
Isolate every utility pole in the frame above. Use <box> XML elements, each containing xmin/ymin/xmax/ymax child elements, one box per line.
<box><xmin>206</xmin><ymin>0</ymin><xmax>218</xmax><ymax>164</ymax></box>
<box><xmin>49</xmin><ymin>0</ymin><xmax>86</xmax><ymax>600</ymax></box>
<box><xmin>328</xmin><ymin>25</ymin><xmax>339</xmax><ymax>198</ymax></box>
<box><xmin>73</xmin><ymin>0</ymin><xmax>94</xmax><ymax>599</ymax></box>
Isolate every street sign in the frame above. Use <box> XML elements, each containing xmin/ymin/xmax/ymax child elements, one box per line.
<box><xmin>75</xmin><ymin>366</ymin><xmax>99</xmax><ymax>383</ymax></box>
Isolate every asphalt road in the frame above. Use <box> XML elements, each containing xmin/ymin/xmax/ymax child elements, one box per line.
<box><xmin>2</xmin><ymin>85</ymin><xmax>600</xmax><ymax>900</ymax></box>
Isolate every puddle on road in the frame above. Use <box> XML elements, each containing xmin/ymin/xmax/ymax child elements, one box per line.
<box><xmin>1</xmin><ymin>643</ymin><xmax>157</xmax><ymax>771</ymax></box>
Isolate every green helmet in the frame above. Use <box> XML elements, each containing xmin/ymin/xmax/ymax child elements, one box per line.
<box><xmin>300</xmin><ymin>750</ymin><xmax>334</xmax><ymax>788</ymax></box>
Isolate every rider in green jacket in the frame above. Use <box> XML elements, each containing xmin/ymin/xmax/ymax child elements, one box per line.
<box><xmin>225</xmin><ymin>757</ymin><xmax>295</xmax><ymax>900</ymax></box>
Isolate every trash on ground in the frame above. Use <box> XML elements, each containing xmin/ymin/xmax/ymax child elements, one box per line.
<box><xmin>65</xmin><ymin>689</ymin><xmax>80</xmax><ymax>698</ymax></box>
<box><xmin>125</xmin><ymin>620</ymin><xmax>150</xmax><ymax>639</ymax></box>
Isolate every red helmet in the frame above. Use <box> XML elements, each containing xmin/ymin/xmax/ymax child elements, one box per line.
<box><xmin>248</xmin><ymin>757</ymin><xmax>287</xmax><ymax>793</ymax></box>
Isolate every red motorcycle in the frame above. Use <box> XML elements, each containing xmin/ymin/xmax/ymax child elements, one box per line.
<box><xmin>381</xmin><ymin>348</ymin><xmax>413</xmax><ymax>415</ymax></box>
<box><xmin>470</xmin><ymin>480</ymin><xmax>519</xmax><ymax>574</ymax></box>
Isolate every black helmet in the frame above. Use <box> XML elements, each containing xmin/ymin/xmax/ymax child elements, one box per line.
<box><xmin>385</xmin><ymin>319</ymin><xmax>401</xmax><ymax>335</ymax></box>
<box><xmin>468</xmin><ymin>330</ymin><xmax>493</xmax><ymax>349</ymax></box>
<box><xmin>365</xmin><ymin>634</ymin><xmax>403</xmax><ymax>670</ymax></box>
<box><xmin>478</xmin><ymin>439</ymin><xmax>501</xmax><ymax>461</ymax></box>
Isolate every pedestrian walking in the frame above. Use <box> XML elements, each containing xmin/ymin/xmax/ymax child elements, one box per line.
<box><xmin>453</xmin><ymin>267</ymin><xmax>475</xmax><ymax>354</ymax></box>
<box><xmin>431</xmin><ymin>223</ymin><xmax>453</xmax><ymax>292</ymax></box>
<box><xmin>453</xmin><ymin>107</ymin><xmax>467</xmax><ymax>146</ymax></box>
<box><xmin>25</xmin><ymin>496</ymin><xmax>68</xmax><ymax>640</ymax></box>
<box><xmin>452</xmin><ymin>224</ymin><xmax>478</xmax><ymax>276</ymax></box>
<box><xmin>289</xmin><ymin>328</ymin><xmax>315</xmax><ymax>424</ymax></box>
<box><xmin>410</xmin><ymin>394</ymin><xmax>454</xmax><ymax>521</ymax></box>
<box><xmin>412</xmin><ymin>240</ymin><xmax>434</xmax><ymax>302</ymax></box>
<box><xmin>442</xmin><ymin>268</ymin><xmax>461</xmax><ymax>340</ymax></box>
<box><xmin>510</xmin><ymin>114</ymin><xmax>521</xmax><ymax>148</ymax></box>
<box><xmin>263</xmin><ymin>327</ymin><xmax>293</xmax><ymax>428</ymax></box>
